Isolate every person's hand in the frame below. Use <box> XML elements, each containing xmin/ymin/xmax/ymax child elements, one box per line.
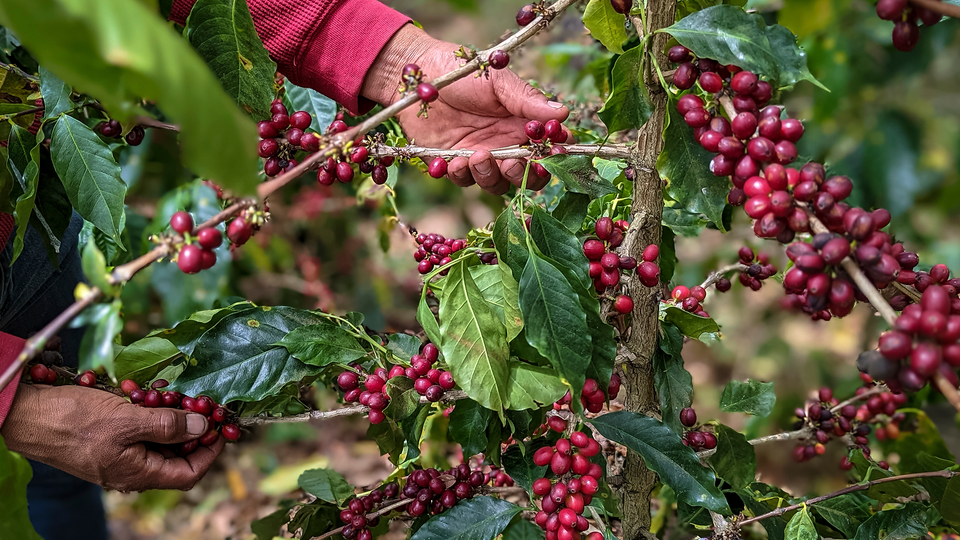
<box><xmin>1</xmin><ymin>383</ymin><xmax>224</xmax><ymax>492</ymax></box>
<box><xmin>362</xmin><ymin>25</ymin><xmax>570</xmax><ymax>195</ymax></box>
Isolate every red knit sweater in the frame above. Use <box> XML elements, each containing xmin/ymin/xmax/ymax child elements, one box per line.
<box><xmin>171</xmin><ymin>0</ymin><xmax>411</xmax><ymax>114</ymax></box>
<box><xmin>0</xmin><ymin>0</ymin><xmax>410</xmax><ymax>426</ymax></box>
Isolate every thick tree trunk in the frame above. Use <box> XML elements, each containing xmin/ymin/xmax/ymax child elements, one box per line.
<box><xmin>617</xmin><ymin>0</ymin><xmax>676</xmax><ymax>538</ymax></box>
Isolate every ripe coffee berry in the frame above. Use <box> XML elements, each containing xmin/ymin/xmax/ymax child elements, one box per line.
<box><xmin>610</xmin><ymin>0</ymin><xmax>632</xmax><ymax>14</ymax></box>
<box><xmin>170</xmin><ymin>211</ymin><xmax>194</xmax><ymax>234</ymax></box>
<box><xmin>77</xmin><ymin>370</ymin><xmax>97</xmax><ymax>387</ymax></box>
<box><xmin>125</xmin><ymin>126</ymin><xmax>145</xmax><ymax>146</ymax></box>
<box><xmin>489</xmin><ymin>50</ymin><xmax>509</xmax><ymax>69</ymax></box>
<box><xmin>544</xmin><ymin>119</ymin><xmax>563</xmax><ymax>142</ymax></box>
<box><xmin>613</xmin><ymin>295</ymin><xmax>634</xmax><ymax>314</ymax></box>
<box><xmin>417</xmin><ymin>83</ymin><xmax>439</xmax><ymax>102</ymax></box>
<box><xmin>525</xmin><ymin>120</ymin><xmax>545</xmax><ymax>141</ymax></box>
<box><xmin>428</xmin><ymin>157</ymin><xmax>448</xmax><ymax>178</ymax></box>
<box><xmin>698</xmin><ymin>71</ymin><xmax>723</xmax><ymax>93</ymax></box>
<box><xmin>290</xmin><ymin>111</ymin><xmax>311</xmax><ymax>130</ymax></box>
<box><xmin>100</xmin><ymin>119</ymin><xmax>122</xmax><ymax>138</ymax></box>
<box><xmin>227</xmin><ymin>217</ymin><xmax>254</xmax><ymax>246</ymax></box>
<box><xmin>196</xmin><ymin>228</ymin><xmax>223</xmax><ymax>250</ymax></box>
<box><xmin>731</xmin><ymin>71</ymin><xmax>759</xmax><ymax>96</ymax></box>
<box><xmin>516</xmin><ymin>4</ymin><xmax>536</xmax><ymax>25</ymax></box>
<box><xmin>178</xmin><ymin>244</ymin><xmax>203</xmax><ymax>274</ymax></box>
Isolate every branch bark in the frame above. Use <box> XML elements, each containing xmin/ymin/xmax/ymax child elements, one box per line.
<box><xmin>238</xmin><ymin>391</ymin><xmax>468</xmax><ymax>426</ymax></box>
<box><xmin>616</xmin><ymin>0</ymin><xmax>676</xmax><ymax>538</ymax></box>
<box><xmin>367</xmin><ymin>142</ymin><xmax>634</xmax><ymax>161</ymax></box>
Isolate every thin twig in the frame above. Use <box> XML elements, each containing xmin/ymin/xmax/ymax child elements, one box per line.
<box><xmin>368</xmin><ymin>142</ymin><xmax>633</xmax><ymax>161</ymax></box>
<box><xmin>697</xmin><ymin>427</ymin><xmax>811</xmax><ymax>459</ymax></box>
<box><xmin>255</xmin><ymin>0</ymin><xmax>580</xmax><ymax>201</ymax></box>
<box><xmin>135</xmin><ymin>116</ymin><xmax>179</xmax><ymax>132</ymax></box>
<box><xmin>738</xmin><ymin>470</ymin><xmax>959</xmax><ymax>526</ymax></box>
<box><xmin>699</xmin><ymin>263</ymin><xmax>748</xmax><ymax>290</ymax></box>
<box><xmin>830</xmin><ymin>384</ymin><xmax>888</xmax><ymax>412</ymax></box>
<box><xmin>238</xmin><ymin>390</ymin><xmax>468</xmax><ymax>426</ymax></box>
<box><xmin>47</xmin><ymin>365</ymin><xmax>126</xmax><ymax>397</ymax></box>
<box><xmin>1</xmin><ymin>106</ymin><xmax>43</xmax><ymax>120</ymax></box>
<box><xmin>892</xmin><ymin>281</ymin><xmax>922</xmax><ymax>303</ymax></box>
<box><xmin>310</xmin><ymin>498</ymin><xmax>415</xmax><ymax>540</ymax></box>
<box><xmin>908</xmin><ymin>0</ymin><xmax>960</xmax><ymax>18</ymax></box>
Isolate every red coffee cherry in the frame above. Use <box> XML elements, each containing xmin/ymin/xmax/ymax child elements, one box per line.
<box><xmin>516</xmin><ymin>4</ymin><xmax>536</xmax><ymax>25</ymax></box>
<box><xmin>417</xmin><ymin>83</ymin><xmax>439</xmax><ymax>102</ymax></box>
<box><xmin>525</xmin><ymin>120</ymin><xmax>546</xmax><ymax>141</ymax></box>
<box><xmin>222</xmin><ymin>423</ymin><xmax>241</xmax><ymax>441</ymax></box>
<box><xmin>680</xmin><ymin>407</ymin><xmax>697</xmax><ymax>427</ymax></box>
<box><xmin>613</xmin><ymin>295</ymin><xmax>634</xmax><ymax>314</ymax></box>
<box><xmin>125</xmin><ymin>126</ymin><xmax>145</xmax><ymax>146</ymax></box>
<box><xmin>170</xmin><ymin>211</ymin><xmax>194</xmax><ymax>234</ymax></box>
<box><xmin>427</xmin><ymin>157</ymin><xmax>448</xmax><ymax>178</ymax></box>
<box><xmin>290</xmin><ymin>111</ymin><xmax>311</xmax><ymax>130</ymax></box>
<box><xmin>227</xmin><ymin>217</ymin><xmax>254</xmax><ymax>246</ymax></box>
<box><xmin>178</xmin><ymin>244</ymin><xmax>203</xmax><ymax>274</ymax></box>
<box><xmin>196</xmin><ymin>228</ymin><xmax>223</xmax><ymax>250</ymax></box>
<box><xmin>489</xmin><ymin>50</ymin><xmax>509</xmax><ymax>69</ymax></box>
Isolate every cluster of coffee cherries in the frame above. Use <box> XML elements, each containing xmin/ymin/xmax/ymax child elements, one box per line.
<box><xmin>120</xmin><ymin>378</ymin><xmax>240</xmax><ymax>452</ymax></box>
<box><xmin>398</xmin><ymin>464</ymin><xmax>483</xmax><ymax>518</ymax></box>
<box><xmin>26</xmin><ymin>335</ymin><xmax>63</xmax><ymax>384</ymax></box>
<box><xmin>551</xmin><ymin>374</ymin><xmax>620</xmax><ymax>415</ymax></box>
<box><xmin>336</xmin><ymin>343</ymin><xmax>456</xmax><ymax>424</ymax></box>
<box><xmin>875</xmin><ymin>0</ymin><xmax>943</xmax><ymax>52</ymax></box>
<box><xmin>857</xmin><ymin>284</ymin><xmax>960</xmax><ymax>393</ymax></box>
<box><xmin>413</xmin><ymin>232</ymin><xmax>467</xmax><ymax>275</ymax></box>
<box><xmin>531</xmin><ymin>418</ymin><xmax>606</xmax><ymax>540</ymax></box>
<box><xmin>669</xmin><ymin>45</ymin><xmax>774</xmax><ymax>114</ymax></box>
<box><xmin>667</xmin><ymin>286</ymin><xmax>710</xmax><ymax>319</ymax></box>
<box><xmin>524</xmin><ymin>119</ymin><xmax>569</xmax><ymax>179</ymax></box>
<box><xmin>582</xmin><ymin>218</ymin><xmax>646</xmax><ymax>308</ymax></box>
<box><xmin>168</xmin><ymin>211</ymin><xmax>223</xmax><ymax>274</ymax></box>
<box><xmin>318</xmin><ymin>138</ymin><xmax>395</xmax><ymax>186</ymax></box>
<box><xmin>678</xmin><ymin>407</ymin><xmax>717</xmax><ymax>451</ymax></box>
<box><xmin>735</xmin><ymin>246</ymin><xmax>777</xmax><ymax>292</ymax></box>
<box><xmin>337</xmin><ymin>483</ymin><xmax>399</xmax><ymax>540</ymax></box>
<box><xmin>257</xmin><ymin>99</ymin><xmax>317</xmax><ymax>177</ymax></box>
<box><xmin>397</xmin><ymin>63</ymin><xmax>440</xmax><ymax>119</ymax></box>
<box><xmin>98</xmin><ymin>119</ymin><xmax>145</xmax><ymax>146</ymax></box>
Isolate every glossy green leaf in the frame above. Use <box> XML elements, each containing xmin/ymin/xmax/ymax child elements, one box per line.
<box><xmin>0</xmin><ymin>435</ymin><xmax>42</xmax><ymax>540</ymax></box>
<box><xmin>658</xmin><ymin>98</ymin><xmax>727</xmax><ymax>229</ymax></box>
<box><xmin>502</xmin><ymin>439</ymin><xmax>552</xmax><ymax>494</ymax></box>
<box><xmin>75</xmin><ymin>300</ymin><xmax>123</xmax><ymax>379</ymax></box>
<box><xmin>598</xmin><ymin>46</ymin><xmax>653</xmax><ymax>133</ymax></box>
<box><xmin>662</xmin><ymin>206</ymin><xmax>710</xmax><ymax>237</ymax></box>
<box><xmin>0</xmin><ymin>0</ymin><xmax>261</xmax><ymax>193</ymax></box>
<box><xmin>583</xmin><ymin>0</ymin><xmax>626</xmax><ymax>54</ymax></box>
<box><xmin>551</xmin><ymin>191</ymin><xmax>590</xmax><ymax>234</ymax></box>
<box><xmin>852</xmin><ymin>502</ymin><xmax>936</xmax><ymax>540</ymax></box>
<box><xmin>39</xmin><ymin>66</ymin><xmax>72</xmax><ymax>119</ymax></box>
<box><xmin>665</xmin><ymin>5</ymin><xmax>826</xmax><ymax>90</ymax></box>
<box><xmin>590</xmin><ymin>411</ymin><xmax>729</xmax><ymax>513</ymax></box>
<box><xmin>470</xmin><ymin>263</ymin><xmax>523</xmax><ymax>342</ymax></box>
<box><xmin>385</xmin><ymin>332</ymin><xmax>422</xmax><ymax>362</ymax></box>
<box><xmin>500</xmin><ymin>518</ymin><xmax>545</xmax><ymax>540</ymax></box>
<box><xmin>383</xmin><ymin>376</ymin><xmax>420</xmax><ymax>421</ymax></box>
<box><xmin>401</xmin><ymin>403</ymin><xmax>430</xmax><ymax>462</ymax></box>
<box><xmin>417</xmin><ymin>293</ymin><xmax>442</xmax><ymax>346</ymax></box>
<box><xmin>538</xmin><ymin>155</ymin><xmax>619</xmax><ymax>199</ymax></box>
<box><xmin>439</xmin><ymin>259</ymin><xmax>510</xmax><ymax>415</ymax></box>
<box><xmin>448</xmin><ymin>399</ymin><xmax>493</xmax><ymax>458</ymax></box>
<box><xmin>288</xmin><ymin>501</ymin><xmax>339</xmax><ymax>539</ymax></box>
<box><xmin>940</xmin><ymin>476</ymin><xmax>960</xmax><ymax>527</ymax></box>
<box><xmin>298</xmin><ymin>468</ymin><xmax>354</xmax><ymax>507</ymax></box>
<box><xmin>185</xmin><ymin>0</ymin><xmax>276</xmax><ymax>119</ymax></box>
<box><xmin>283</xmin><ymin>81</ymin><xmax>337</xmax><ymax>133</ymax></box>
<box><xmin>410</xmin><ymin>496</ymin><xmax>522</xmax><ymax>540</ymax></box>
<box><xmin>529</xmin><ymin>206</ymin><xmax>591</xmax><ymax>290</ymax></box>
<box><xmin>493</xmin><ymin>207</ymin><xmax>530</xmax><ymax>283</ymax></box>
<box><xmin>81</xmin><ymin>241</ymin><xmax>111</xmax><ymax>294</ymax></box>
<box><xmin>113</xmin><ymin>335</ymin><xmax>182</xmax><ymax>383</ymax></box>
<box><xmin>784</xmin><ymin>506</ymin><xmax>818</xmax><ymax>540</ymax></box>
<box><xmin>738</xmin><ymin>484</ymin><xmax>788</xmax><ymax>540</ymax></box>
<box><xmin>661</xmin><ymin>305</ymin><xmax>720</xmax><ymax>341</ymax></box>
<box><xmin>581</xmin><ymin>290</ymin><xmax>616</xmax><ymax>398</ymax></box>
<box><xmin>275</xmin><ymin>324</ymin><xmax>367</xmax><ymax>367</ymax></box>
<box><xmin>49</xmin><ymin>115</ymin><xmax>125</xmax><ymax>241</ymax></box>
<box><xmin>166</xmin><ymin>306</ymin><xmax>327</xmax><ymax>404</ymax></box>
<box><xmin>719</xmin><ymin>379</ymin><xmax>775</xmax><ymax>417</ymax></box>
<box><xmin>250</xmin><ymin>506</ymin><xmax>292</xmax><ymax>540</ymax></box>
<box><xmin>654</xmin><ymin>323</ymin><xmax>693</xmax><ymax>435</ymax></box>
<box><xmin>813</xmin><ymin>492</ymin><xmax>873</xmax><ymax>538</ymax></box>
<box><xmin>6</xmin><ymin>124</ymin><xmax>40</xmax><ymax>263</ymax></box>
<box><xmin>367</xmin><ymin>417</ymin><xmax>404</xmax><ymax>465</ymax></box>
<box><xmin>519</xmin><ymin>252</ymin><xmax>592</xmax><ymax>404</ymax></box>
<box><xmin>506</xmin><ymin>362</ymin><xmax>568</xmax><ymax>411</ymax></box>
<box><xmin>707</xmin><ymin>424</ymin><xmax>755</xmax><ymax>490</ymax></box>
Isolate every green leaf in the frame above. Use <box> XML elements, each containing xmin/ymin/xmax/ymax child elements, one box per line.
<box><xmin>6</xmin><ymin>124</ymin><xmax>41</xmax><ymax>263</ymax></box>
<box><xmin>0</xmin><ymin>0</ymin><xmax>261</xmax><ymax>193</ymax></box>
<box><xmin>39</xmin><ymin>66</ymin><xmax>72</xmax><ymax>119</ymax></box>
<box><xmin>500</xmin><ymin>518</ymin><xmax>545</xmax><ymax>540</ymax></box>
<box><xmin>539</xmin><ymin>155</ymin><xmax>619</xmax><ymax>199</ymax></box>
<box><xmin>298</xmin><ymin>468</ymin><xmax>354</xmax><ymax>507</ymax></box>
<box><xmin>367</xmin><ymin>417</ymin><xmax>404</xmax><ymax>465</ymax></box>
<box><xmin>185</xmin><ymin>0</ymin><xmax>276</xmax><ymax>120</ymax></box>
<box><xmin>506</xmin><ymin>362</ymin><xmax>569</xmax><ymax>411</ymax></box>
<box><xmin>582</xmin><ymin>0</ymin><xmax>626</xmax><ymax>54</ymax></box>
<box><xmin>383</xmin><ymin>376</ymin><xmax>420</xmax><ymax>421</ymax></box>
<box><xmin>707</xmin><ymin>424</ymin><xmax>755</xmax><ymax>490</ymax></box>
<box><xmin>551</xmin><ymin>192</ymin><xmax>590</xmax><ymax>234</ymax></box>
<box><xmin>166</xmin><ymin>306</ymin><xmax>328</xmax><ymax>404</ymax></box>
<box><xmin>940</xmin><ymin>476</ymin><xmax>960</xmax><ymax>527</ymax></box>
<box><xmin>250</xmin><ymin>506</ymin><xmax>292</xmax><ymax>540</ymax></box>
<box><xmin>49</xmin><ymin>115</ymin><xmax>126</xmax><ymax>241</ymax></box>
<box><xmin>598</xmin><ymin>46</ymin><xmax>653</xmax><ymax>134</ymax></box>
<box><xmin>448</xmin><ymin>399</ymin><xmax>493</xmax><ymax>458</ymax></box>
<box><xmin>665</xmin><ymin>5</ymin><xmax>826</xmax><ymax>90</ymax></box>
<box><xmin>75</xmin><ymin>300</ymin><xmax>123</xmax><ymax>379</ymax></box>
<box><xmin>662</xmin><ymin>206</ymin><xmax>710</xmax><ymax>237</ymax></box>
<box><xmin>288</xmin><ymin>501</ymin><xmax>339</xmax><ymax>538</ymax></box>
<box><xmin>590</xmin><ymin>411</ymin><xmax>729</xmax><ymax>513</ymax></box>
<box><xmin>529</xmin><ymin>206</ymin><xmax>591</xmax><ymax>290</ymax></box>
<box><xmin>658</xmin><ymin>98</ymin><xmax>728</xmax><ymax>229</ymax></box>
<box><xmin>493</xmin><ymin>207</ymin><xmax>530</xmax><ymax>283</ymax></box>
<box><xmin>719</xmin><ymin>379</ymin><xmax>776</xmax><ymax>417</ymax></box>
<box><xmin>113</xmin><ymin>335</ymin><xmax>182</xmax><ymax>383</ymax></box>
<box><xmin>0</xmin><ymin>435</ymin><xmax>43</xmax><ymax>540</ymax></box>
<box><xmin>410</xmin><ymin>496</ymin><xmax>522</xmax><ymax>540</ymax></box>
<box><xmin>880</xmin><ymin>410</ymin><xmax>954</xmax><ymax>474</ymax></box>
<box><xmin>275</xmin><ymin>324</ymin><xmax>367</xmax><ymax>367</ymax></box>
<box><xmin>502</xmin><ymin>439</ymin><xmax>552</xmax><ymax>495</ymax></box>
<box><xmin>401</xmin><ymin>403</ymin><xmax>431</xmax><ymax>462</ymax></box>
<box><xmin>519</xmin><ymin>252</ymin><xmax>592</xmax><ymax>405</ymax></box>
<box><xmin>283</xmin><ymin>81</ymin><xmax>337</xmax><ymax>133</ymax></box>
<box><xmin>470</xmin><ymin>263</ymin><xmax>523</xmax><ymax>342</ymax></box>
<box><xmin>784</xmin><ymin>506</ymin><xmax>819</xmax><ymax>540</ymax></box>
<box><xmin>417</xmin><ymin>293</ymin><xmax>443</xmax><ymax>346</ymax></box>
<box><xmin>852</xmin><ymin>502</ymin><xmax>936</xmax><ymax>540</ymax></box>
<box><xmin>385</xmin><ymin>332</ymin><xmax>422</xmax><ymax>362</ymax></box>
<box><xmin>813</xmin><ymin>492</ymin><xmax>873</xmax><ymax>538</ymax></box>
<box><xmin>81</xmin><ymin>241</ymin><xmax>111</xmax><ymax>293</ymax></box>
<box><xmin>439</xmin><ymin>259</ymin><xmax>511</xmax><ymax>416</ymax></box>
<box><xmin>738</xmin><ymin>484</ymin><xmax>788</xmax><ymax>540</ymax></box>
<box><xmin>661</xmin><ymin>305</ymin><xmax>720</xmax><ymax>341</ymax></box>
<box><xmin>654</xmin><ymin>323</ymin><xmax>693</xmax><ymax>434</ymax></box>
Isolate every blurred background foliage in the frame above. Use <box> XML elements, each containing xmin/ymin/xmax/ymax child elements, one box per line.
<box><xmin>102</xmin><ymin>0</ymin><xmax>959</xmax><ymax>538</ymax></box>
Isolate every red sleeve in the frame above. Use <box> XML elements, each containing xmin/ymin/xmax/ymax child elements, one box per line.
<box><xmin>0</xmin><ymin>334</ymin><xmax>26</xmax><ymax>429</ymax></box>
<box><xmin>171</xmin><ymin>0</ymin><xmax>411</xmax><ymax>114</ymax></box>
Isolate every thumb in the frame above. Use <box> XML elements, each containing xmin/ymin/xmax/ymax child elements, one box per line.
<box><xmin>123</xmin><ymin>407</ymin><xmax>209</xmax><ymax>445</ymax></box>
<box><xmin>493</xmin><ymin>70</ymin><xmax>569</xmax><ymax>122</ymax></box>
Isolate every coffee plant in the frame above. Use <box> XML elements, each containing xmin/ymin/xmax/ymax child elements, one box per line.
<box><xmin>0</xmin><ymin>0</ymin><xmax>958</xmax><ymax>539</ymax></box>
